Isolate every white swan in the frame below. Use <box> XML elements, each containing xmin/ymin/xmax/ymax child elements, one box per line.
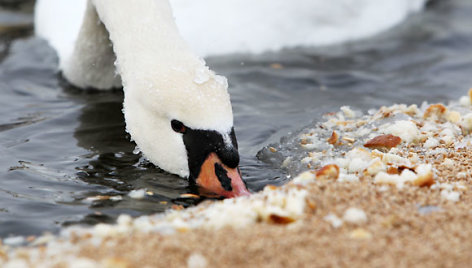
<box><xmin>35</xmin><ymin>0</ymin><xmax>427</xmax><ymax>198</ymax></box>
<box><xmin>36</xmin><ymin>0</ymin><xmax>428</xmax><ymax>58</ymax></box>
<box><xmin>171</xmin><ymin>0</ymin><xmax>427</xmax><ymax>56</ymax></box>
<box><xmin>35</xmin><ymin>0</ymin><xmax>250</xmax><ymax>198</ymax></box>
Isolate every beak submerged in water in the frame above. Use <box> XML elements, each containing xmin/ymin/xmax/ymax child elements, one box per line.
<box><xmin>196</xmin><ymin>153</ymin><xmax>250</xmax><ymax>198</ymax></box>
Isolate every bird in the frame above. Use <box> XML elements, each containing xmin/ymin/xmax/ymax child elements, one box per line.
<box><xmin>34</xmin><ymin>0</ymin><xmax>250</xmax><ymax>198</ymax></box>
<box><xmin>168</xmin><ymin>0</ymin><xmax>427</xmax><ymax>56</ymax></box>
<box><xmin>34</xmin><ymin>0</ymin><xmax>427</xmax><ymax>198</ymax></box>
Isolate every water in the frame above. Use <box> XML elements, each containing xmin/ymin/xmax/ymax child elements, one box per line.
<box><xmin>1</xmin><ymin>0</ymin><xmax>472</xmax><ymax>237</ymax></box>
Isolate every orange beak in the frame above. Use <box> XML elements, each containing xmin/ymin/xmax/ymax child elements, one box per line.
<box><xmin>195</xmin><ymin>153</ymin><xmax>250</xmax><ymax>198</ymax></box>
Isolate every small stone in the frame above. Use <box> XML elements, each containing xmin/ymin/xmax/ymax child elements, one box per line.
<box><xmin>292</xmin><ymin>171</ymin><xmax>316</xmax><ymax>185</ymax></box>
<box><xmin>423</xmin><ymin>103</ymin><xmax>447</xmax><ymax>121</ymax></box>
<box><xmin>101</xmin><ymin>257</ymin><xmax>130</xmax><ymax>268</ymax></box>
<box><xmin>443</xmin><ymin>158</ymin><xmax>454</xmax><ymax>168</ymax></box>
<box><xmin>349</xmin><ymin>228</ymin><xmax>372</xmax><ymax>239</ymax></box>
<box><xmin>269</xmin><ymin>63</ymin><xmax>283</xmax><ymax>69</ymax></box>
<box><xmin>187</xmin><ymin>253</ymin><xmax>208</xmax><ymax>268</ymax></box>
<box><xmin>423</xmin><ymin>137</ymin><xmax>439</xmax><ymax>148</ymax></box>
<box><xmin>3</xmin><ymin>236</ymin><xmax>24</xmax><ymax>247</ymax></box>
<box><xmin>469</xmin><ymin>88</ymin><xmax>472</xmax><ymax>104</ymax></box>
<box><xmin>128</xmin><ymin>189</ymin><xmax>146</xmax><ymax>199</ymax></box>
<box><xmin>441</xmin><ymin>190</ymin><xmax>460</xmax><ymax>202</ymax></box>
<box><xmin>364</xmin><ymin>134</ymin><xmax>402</xmax><ymax>150</ymax></box>
<box><xmin>327</xmin><ymin>131</ymin><xmax>339</xmax><ymax>145</ymax></box>
<box><xmin>315</xmin><ymin>164</ymin><xmax>339</xmax><ymax>181</ymax></box>
<box><xmin>340</xmin><ymin>106</ymin><xmax>356</xmax><ymax>118</ymax></box>
<box><xmin>343</xmin><ymin>208</ymin><xmax>368</xmax><ymax>225</ymax></box>
<box><xmin>324</xmin><ymin>213</ymin><xmax>343</xmax><ymax>228</ymax></box>
<box><xmin>446</xmin><ymin>111</ymin><xmax>461</xmax><ymax>123</ymax></box>
<box><xmin>268</xmin><ymin>214</ymin><xmax>296</xmax><ymax>224</ymax></box>
<box><xmin>460</xmin><ymin>95</ymin><xmax>471</xmax><ymax>106</ymax></box>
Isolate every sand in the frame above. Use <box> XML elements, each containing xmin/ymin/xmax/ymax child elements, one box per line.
<box><xmin>3</xmin><ymin>92</ymin><xmax>472</xmax><ymax>268</ymax></box>
<box><xmin>74</xmin><ymin>178</ymin><xmax>472</xmax><ymax>268</ymax></box>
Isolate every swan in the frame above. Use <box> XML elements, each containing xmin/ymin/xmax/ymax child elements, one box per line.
<box><xmin>35</xmin><ymin>0</ymin><xmax>250</xmax><ymax>198</ymax></box>
<box><xmin>170</xmin><ymin>0</ymin><xmax>428</xmax><ymax>56</ymax></box>
<box><xmin>35</xmin><ymin>0</ymin><xmax>427</xmax><ymax>198</ymax></box>
<box><xmin>36</xmin><ymin>0</ymin><xmax>428</xmax><ymax>58</ymax></box>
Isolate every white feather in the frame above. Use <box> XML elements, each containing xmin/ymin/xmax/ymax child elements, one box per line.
<box><xmin>33</xmin><ymin>0</ymin><xmax>427</xmax><ymax>177</ymax></box>
<box><xmin>36</xmin><ymin>0</ymin><xmax>427</xmax><ymax>59</ymax></box>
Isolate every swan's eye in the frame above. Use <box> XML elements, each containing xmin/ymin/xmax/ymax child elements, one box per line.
<box><xmin>171</xmin><ymin>120</ymin><xmax>186</xmax><ymax>133</ymax></box>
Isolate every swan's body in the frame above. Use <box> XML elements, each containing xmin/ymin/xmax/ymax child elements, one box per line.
<box><xmin>36</xmin><ymin>0</ymin><xmax>427</xmax><ymax>58</ymax></box>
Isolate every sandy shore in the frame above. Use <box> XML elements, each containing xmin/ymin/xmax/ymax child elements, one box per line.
<box><xmin>3</xmin><ymin>91</ymin><xmax>472</xmax><ymax>267</ymax></box>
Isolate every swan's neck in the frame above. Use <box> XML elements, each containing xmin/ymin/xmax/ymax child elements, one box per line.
<box><xmin>90</xmin><ymin>0</ymin><xmax>233</xmax><ymax>130</ymax></box>
<box><xmin>62</xmin><ymin>1</ymin><xmax>121</xmax><ymax>89</ymax></box>
<box><xmin>92</xmin><ymin>0</ymin><xmax>203</xmax><ymax>91</ymax></box>
<box><xmin>69</xmin><ymin>0</ymin><xmax>233</xmax><ymax>176</ymax></box>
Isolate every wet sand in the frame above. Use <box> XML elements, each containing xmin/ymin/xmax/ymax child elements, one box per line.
<box><xmin>78</xmin><ymin>180</ymin><xmax>472</xmax><ymax>268</ymax></box>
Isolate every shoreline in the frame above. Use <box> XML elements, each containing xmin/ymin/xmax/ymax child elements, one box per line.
<box><xmin>3</xmin><ymin>91</ymin><xmax>472</xmax><ymax>267</ymax></box>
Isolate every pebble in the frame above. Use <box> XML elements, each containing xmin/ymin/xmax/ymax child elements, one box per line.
<box><xmin>324</xmin><ymin>214</ymin><xmax>343</xmax><ymax>228</ymax></box>
<box><xmin>441</xmin><ymin>190</ymin><xmax>460</xmax><ymax>202</ymax></box>
<box><xmin>343</xmin><ymin>208</ymin><xmax>368</xmax><ymax>225</ymax></box>
<box><xmin>187</xmin><ymin>253</ymin><xmax>208</xmax><ymax>268</ymax></box>
<box><xmin>128</xmin><ymin>189</ymin><xmax>146</xmax><ymax>199</ymax></box>
<box><xmin>3</xmin><ymin>236</ymin><xmax>25</xmax><ymax>246</ymax></box>
<box><xmin>349</xmin><ymin>228</ymin><xmax>372</xmax><ymax>239</ymax></box>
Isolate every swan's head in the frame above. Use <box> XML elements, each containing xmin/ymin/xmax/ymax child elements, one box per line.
<box><xmin>122</xmin><ymin>63</ymin><xmax>250</xmax><ymax>198</ymax></box>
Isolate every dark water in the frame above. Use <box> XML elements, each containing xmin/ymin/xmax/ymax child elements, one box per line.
<box><xmin>1</xmin><ymin>0</ymin><xmax>472</xmax><ymax>237</ymax></box>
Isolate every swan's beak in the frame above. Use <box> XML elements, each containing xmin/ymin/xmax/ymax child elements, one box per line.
<box><xmin>196</xmin><ymin>153</ymin><xmax>250</xmax><ymax>198</ymax></box>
